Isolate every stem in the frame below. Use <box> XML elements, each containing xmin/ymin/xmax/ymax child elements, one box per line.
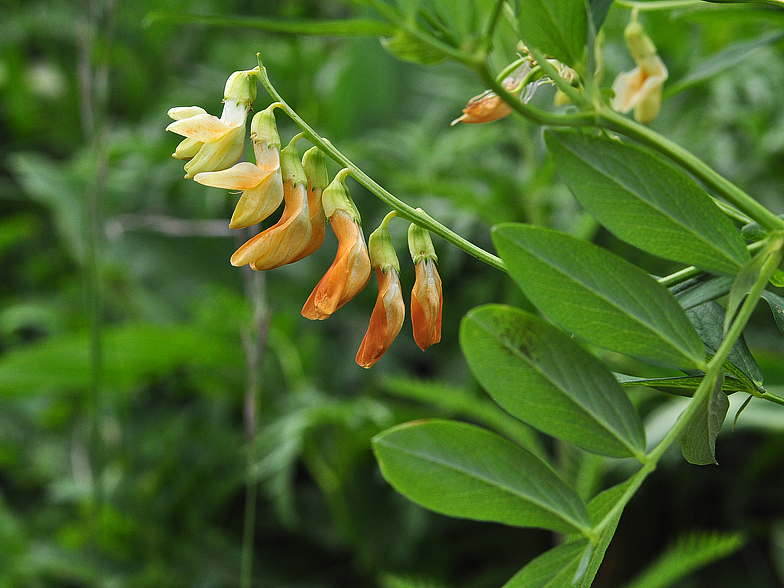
<box><xmin>257</xmin><ymin>56</ymin><xmax>507</xmax><ymax>272</ymax></box>
<box><xmin>615</xmin><ymin>0</ymin><xmax>705</xmax><ymax>10</ymax></box>
<box><xmin>598</xmin><ymin>108</ymin><xmax>784</xmax><ymax>233</ymax></box>
<box><xmin>239</xmin><ymin>229</ymin><xmax>271</xmax><ymax>588</ymax></box>
<box><xmin>481</xmin><ymin>0</ymin><xmax>506</xmax><ymax>44</ymax></box>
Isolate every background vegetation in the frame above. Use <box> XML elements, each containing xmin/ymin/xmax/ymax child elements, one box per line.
<box><xmin>2</xmin><ymin>0</ymin><xmax>784</xmax><ymax>586</ymax></box>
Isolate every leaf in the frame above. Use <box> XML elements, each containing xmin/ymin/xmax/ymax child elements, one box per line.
<box><xmin>372</xmin><ymin>419</ymin><xmax>591</xmax><ymax>533</ymax></box>
<box><xmin>677</xmin><ymin>374</ymin><xmax>729</xmax><ymax>465</ymax></box>
<box><xmin>665</xmin><ymin>31</ymin><xmax>784</xmax><ymax>97</ymax></box>
<box><xmin>518</xmin><ymin>0</ymin><xmax>586</xmax><ymax>67</ymax></box>
<box><xmin>724</xmin><ymin>246</ymin><xmax>773</xmax><ymax>333</ymax></box>
<box><xmin>381</xmin><ymin>30</ymin><xmax>449</xmax><ymax>65</ymax></box>
<box><xmin>544</xmin><ymin>130</ymin><xmax>750</xmax><ymax>275</ymax></box>
<box><xmin>588</xmin><ymin>0</ymin><xmax>614</xmax><ymax>30</ymax></box>
<box><xmin>761</xmin><ymin>289</ymin><xmax>784</xmax><ymax>334</ymax></box>
<box><xmin>143</xmin><ymin>11</ymin><xmax>395</xmax><ymax>36</ymax></box>
<box><xmin>502</xmin><ymin>540</ymin><xmax>591</xmax><ymax>588</ymax></box>
<box><xmin>686</xmin><ymin>301</ymin><xmax>764</xmax><ymax>391</ymax></box>
<box><xmin>460</xmin><ymin>305</ymin><xmax>646</xmax><ymax>458</ymax></box>
<box><xmin>623</xmin><ymin>531</ymin><xmax>745</xmax><ymax>588</ymax></box>
<box><xmin>0</xmin><ymin>324</ymin><xmax>240</xmax><ymax>397</ymax></box>
<box><xmin>670</xmin><ymin>275</ymin><xmax>733</xmax><ymax>311</ymax></box>
<box><xmin>616</xmin><ymin>373</ymin><xmax>756</xmax><ymax>396</ymax></box>
<box><xmin>493</xmin><ymin>224</ymin><xmax>705</xmax><ymax>369</ymax></box>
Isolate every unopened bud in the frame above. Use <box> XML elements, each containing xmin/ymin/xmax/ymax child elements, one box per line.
<box><xmin>223</xmin><ymin>68</ymin><xmax>259</xmax><ymax>108</ymax></box>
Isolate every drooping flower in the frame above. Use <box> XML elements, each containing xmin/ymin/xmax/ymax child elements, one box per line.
<box><xmin>291</xmin><ymin>146</ymin><xmax>329</xmax><ymax>263</ymax></box>
<box><xmin>611</xmin><ymin>20</ymin><xmax>668</xmax><ymax>125</ymax></box>
<box><xmin>356</xmin><ymin>216</ymin><xmax>405</xmax><ymax>368</ymax></box>
<box><xmin>302</xmin><ymin>172</ymin><xmax>371</xmax><ymax>320</ymax></box>
<box><xmin>408</xmin><ymin>222</ymin><xmax>442</xmax><ymax>350</ymax></box>
<box><xmin>230</xmin><ymin>141</ymin><xmax>313</xmax><ymax>271</ymax></box>
<box><xmin>451</xmin><ymin>62</ymin><xmax>535</xmax><ymax>126</ymax></box>
<box><xmin>166</xmin><ymin>68</ymin><xmax>258</xmax><ymax>178</ymax></box>
<box><xmin>193</xmin><ymin>105</ymin><xmax>284</xmax><ymax>229</ymax></box>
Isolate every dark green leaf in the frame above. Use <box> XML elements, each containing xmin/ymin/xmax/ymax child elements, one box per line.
<box><xmin>460</xmin><ymin>305</ymin><xmax>646</xmax><ymax>458</ymax></box>
<box><xmin>502</xmin><ymin>540</ymin><xmax>590</xmax><ymax>588</ymax></box>
<box><xmin>143</xmin><ymin>11</ymin><xmax>395</xmax><ymax>36</ymax></box>
<box><xmin>518</xmin><ymin>0</ymin><xmax>586</xmax><ymax>67</ymax></box>
<box><xmin>724</xmin><ymin>247</ymin><xmax>773</xmax><ymax>333</ymax></box>
<box><xmin>588</xmin><ymin>0</ymin><xmax>614</xmax><ymax>30</ymax></box>
<box><xmin>493</xmin><ymin>224</ymin><xmax>705</xmax><ymax>369</ymax></box>
<box><xmin>670</xmin><ymin>276</ymin><xmax>733</xmax><ymax>311</ymax></box>
<box><xmin>544</xmin><ymin>130</ymin><xmax>750</xmax><ymax>275</ymax></box>
<box><xmin>687</xmin><ymin>301</ymin><xmax>764</xmax><ymax>391</ymax></box>
<box><xmin>372</xmin><ymin>419</ymin><xmax>591</xmax><ymax>533</ymax></box>
<box><xmin>761</xmin><ymin>290</ymin><xmax>784</xmax><ymax>334</ymax></box>
<box><xmin>617</xmin><ymin>373</ymin><xmax>756</xmax><ymax>396</ymax></box>
<box><xmin>678</xmin><ymin>374</ymin><xmax>729</xmax><ymax>465</ymax></box>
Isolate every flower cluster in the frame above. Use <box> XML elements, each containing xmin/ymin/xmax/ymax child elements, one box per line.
<box><xmin>167</xmin><ymin>69</ymin><xmax>443</xmax><ymax>368</ymax></box>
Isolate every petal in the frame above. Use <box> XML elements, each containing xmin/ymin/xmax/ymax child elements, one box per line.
<box><xmin>611</xmin><ymin>67</ymin><xmax>645</xmax><ymax>113</ymax></box>
<box><xmin>356</xmin><ymin>267</ymin><xmax>405</xmax><ymax>368</ymax></box>
<box><xmin>411</xmin><ymin>259</ymin><xmax>443</xmax><ymax>350</ymax></box>
<box><xmin>231</xmin><ymin>182</ymin><xmax>312</xmax><ymax>270</ymax></box>
<box><xmin>229</xmin><ymin>169</ymin><xmax>284</xmax><ymax>229</ymax></box>
<box><xmin>290</xmin><ymin>183</ymin><xmax>327</xmax><ymax>263</ymax></box>
<box><xmin>166</xmin><ymin>113</ymin><xmax>236</xmax><ymax>141</ymax></box>
<box><xmin>194</xmin><ymin>162</ymin><xmax>272</xmax><ymax>190</ymax></box>
<box><xmin>183</xmin><ymin>125</ymin><xmax>246</xmax><ymax>178</ymax></box>
<box><xmin>173</xmin><ymin>137</ymin><xmax>203</xmax><ymax>160</ymax></box>
<box><xmin>301</xmin><ymin>212</ymin><xmax>371</xmax><ymax>320</ymax></box>
<box><xmin>167</xmin><ymin>106</ymin><xmax>208</xmax><ymax>120</ymax></box>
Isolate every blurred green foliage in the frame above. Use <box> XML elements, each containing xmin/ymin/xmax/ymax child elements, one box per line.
<box><xmin>1</xmin><ymin>0</ymin><xmax>784</xmax><ymax>586</ymax></box>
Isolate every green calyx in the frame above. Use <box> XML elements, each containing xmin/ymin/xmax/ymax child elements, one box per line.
<box><xmin>223</xmin><ymin>67</ymin><xmax>259</xmax><ymax>108</ymax></box>
<box><xmin>302</xmin><ymin>146</ymin><xmax>329</xmax><ymax>192</ymax></box>
<box><xmin>624</xmin><ymin>21</ymin><xmax>657</xmax><ymax>62</ymax></box>
<box><xmin>322</xmin><ymin>169</ymin><xmax>360</xmax><ymax>221</ymax></box>
<box><xmin>280</xmin><ymin>141</ymin><xmax>306</xmax><ymax>186</ymax></box>
<box><xmin>250</xmin><ymin>105</ymin><xmax>281</xmax><ymax>149</ymax></box>
<box><xmin>408</xmin><ymin>218</ymin><xmax>437</xmax><ymax>264</ymax></box>
<box><xmin>368</xmin><ymin>221</ymin><xmax>399</xmax><ymax>272</ymax></box>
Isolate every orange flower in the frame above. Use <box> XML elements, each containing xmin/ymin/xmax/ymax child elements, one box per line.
<box><xmin>230</xmin><ymin>142</ymin><xmax>312</xmax><ymax>270</ymax></box>
<box><xmin>302</xmin><ymin>208</ymin><xmax>371</xmax><ymax>320</ymax></box>
<box><xmin>411</xmin><ymin>259</ymin><xmax>442</xmax><ymax>350</ymax></box>
<box><xmin>356</xmin><ymin>266</ymin><xmax>405</xmax><ymax>368</ymax></box>
<box><xmin>451</xmin><ymin>70</ymin><xmax>529</xmax><ymax>126</ymax></box>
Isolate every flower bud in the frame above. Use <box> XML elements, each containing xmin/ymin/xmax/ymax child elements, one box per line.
<box><xmin>408</xmin><ymin>223</ymin><xmax>442</xmax><ymax>350</ymax></box>
<box><xmin>355</xmin><ymin>219</ymin><xmax>405</xmax><ymax>368</ymax></box>
<box><xmin>230</xmin><ymin>141</ymin><xmax>313</xmax><ymax>270</ymax></box>
<box><xmin>223</xmin><ymin>67</ymin><xmax>259</xmax><ymax>109</ymax></box>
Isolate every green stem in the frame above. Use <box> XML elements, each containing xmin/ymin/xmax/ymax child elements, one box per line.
<box><xmin>598</xmin><ymin>108</ymin><xmax>784</xmax><ymax>233</ymax></box>
<box><xmin>615</xmin><ymin>0</ymin><xmax>706</xmax><ymax>10</ymax></box>
<box><xmin>481</xmin><ymin>0</ymin><xmax>507</xmax><ymax>44</ymax></box>
<box><xmin>257</xmin><ymin>56</ymin><xmax>506</xmax><ymax>272</ymax></box>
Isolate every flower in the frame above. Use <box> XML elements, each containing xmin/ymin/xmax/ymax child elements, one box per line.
<box><xmin>408</xmin><ymin>222</ymin><xmax>442</xmax><ymax>350</ymax></box>
<box><xmin>611</xmin><ymin>21</ymin><xmax>668</xmax><ymax>125</ymax></box>
<box><xmin>193</xmin><ymin>106</ymin><xmax>284</xmax><ymax>229</ymax></box>
<box><xmin>166</xmin><ymin>68</ymin><xmax>258</xmax><ymax>178</ymax></box>
<box><xmin>302</xmin><ymin>175</ymin><xmax>371</xmax><ymax>320</ymax></box>
<box><xmin>230</xmin><ymin>141</ymin><xmax>313</xmax><ymax>270</ymax></box>
<box><xmin>291</xmin><ymin>146</ymin><xmax>329</xmax><ymax>263</ymax></box>
<box><xmin>451</xmin><ymin>64</ymin><xmax>534</xmax><ymax>126</ymax></box>
<box><xmin>355</xmin><ymin>218</ymin><xmax>404</xmax><ymax>368</ymax></box>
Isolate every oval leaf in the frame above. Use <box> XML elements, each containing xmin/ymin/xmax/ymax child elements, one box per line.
<box><xmin>460</xmin><ymin>305</ymin><xmax>646</xmax><ymax>458</ymax></box>
<box><xmin>493</xmin><ymin>223</ymin><xmax>705</xmax><ymax>369</ymax></box>
<box><xmin>544</xmin><ymin>129</ymin><xmax>750</xmax><ymax>275</ymax></box>
<box><xmin>372</xmin><ymin>419</ymin><xmax>591</xmax><ymax>533</ymax></box>
<box><xmin>518</xmin><ymin>0</ymin><xmax>586</xmax><ymax>67</ymax></box>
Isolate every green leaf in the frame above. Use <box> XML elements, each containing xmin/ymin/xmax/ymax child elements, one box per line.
<box><xmin>665</xmin><ymin>31</ymin><xmax>784</xmax><ymax>98</ymax></box>
<box><xmin>493</xmin><ymin>224</ymin><xmax>705</xmax><ymax>369</ymax></box>
<box><xmin>617</xmin><ymin>373</ymin><xmax>756</xmax><ymax>396</ymax></box>
<box><xmin>687</xmin><ymin>301</ymin><xmax>764</xmax><ymax>392</ymax></box>
<box><xmin>372</xmin><ymin>419</ymin><xmax>591</xmax><ymax>533</ymax></box>
<box><xmin>518</xmin><ymin>0</ymin><xmax>586</xmax><ymax>67</ymax></box>
<box><xmin>460</xmin><ymin>305</ymin><xmax>646</xmax><ymax>458</ymax></box>
<box><xmin>143</xmin><ymin>11</ymin><xmax>395</xmax><ymax>36</ymax></box>
<box><xmin>588</xmin><ymin>0</ymin><xmax>614</xmax><ymax>30</ymax></box>
<box><xmin>670</xmin><ymin>276</ymin><xmax>733</xmax><ymax>311</ymax></box>
<box><xmin>761</xmin><ymin>289</ymin><xmax>784</xmax><ymax>334</ymax></box>
<box><xmin>677</xmin><ymin>374</ymin><xmax>729</xmax><ymax>465</ymax></box>
<box><xmin>502</xmin><ymin>540</ymin><xmax>591</xmax><ymax>588</ymax></box>
<box><xmin>544</xmin><ymin>130</ymin><xmax>750</xmax><ymax>275</ymax></box>
<box><xmin>381</xmin><ymin>30</ymin><xmax>449</xmax><ymax>65</ymax></box>
<box><xmin>623</xmin><ymin>531</ymin><xmax>745</xmax><ymax>588</ymax></box>
<box><xmin>724</xmin><ymin>246</ymin><xmax>774</xmax><ymax>333</ymax></box>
